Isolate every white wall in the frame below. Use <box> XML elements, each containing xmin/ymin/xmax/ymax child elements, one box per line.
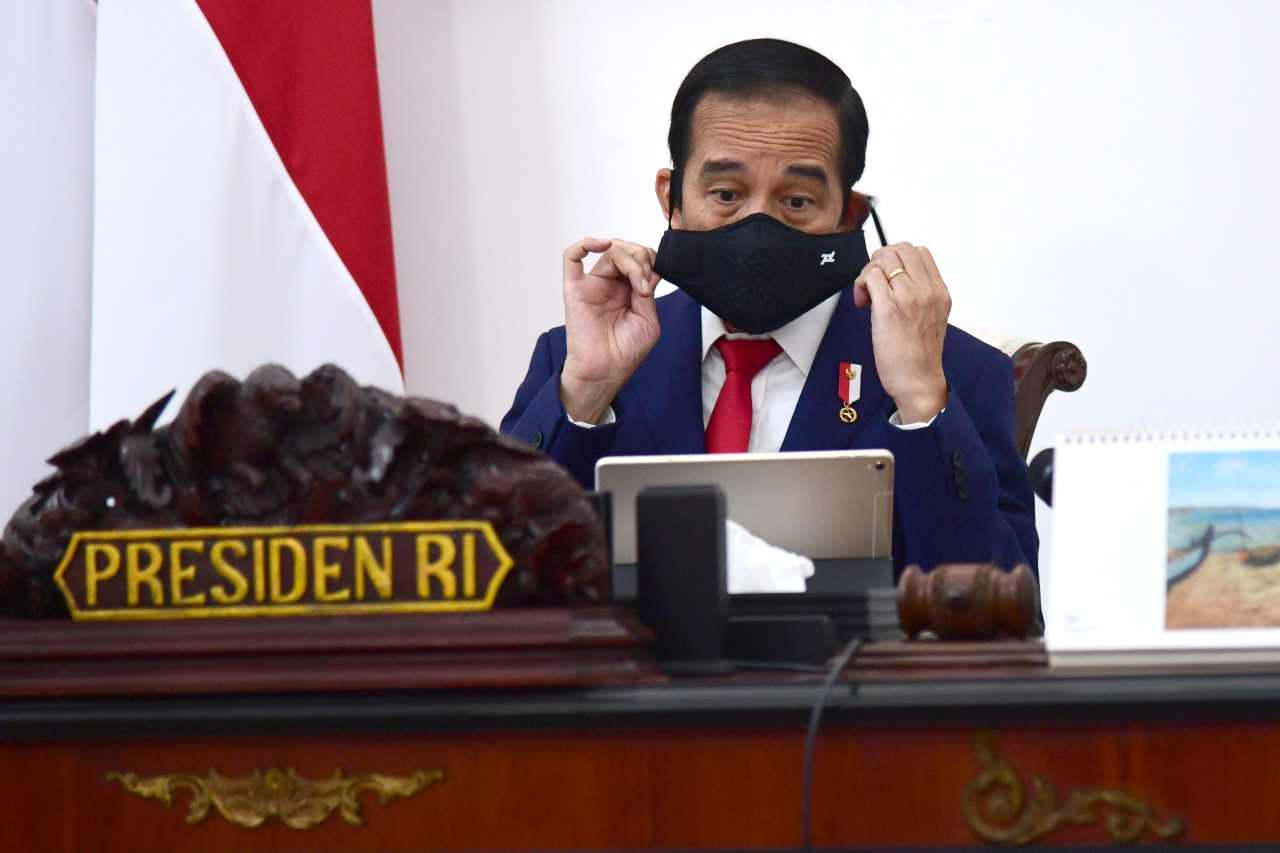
<box><xmin>374</xmin><ymin>0</ymin><xmax>1280</xmax><ymax>428</ymax></box>
<box><xmin>372</xmin><ymin>0</ymin><xmax>1280</xmax><ymax>582</ymax></box>
<box><xmin>0</xmin><ymin>0</ymin><xmax>96</xmax><ymax>517</ymax></box>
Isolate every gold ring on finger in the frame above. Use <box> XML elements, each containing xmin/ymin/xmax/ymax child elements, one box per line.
<box><xmin>886</xmin><ymin>268</ymin><xmax>907</xmax><ymax>282</ymax></box>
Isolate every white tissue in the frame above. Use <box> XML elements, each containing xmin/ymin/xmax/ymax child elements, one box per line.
<box><xmin>725</xmin><ymin>519</ymin><xmax>815</xmax><ymax>593</ymax></box>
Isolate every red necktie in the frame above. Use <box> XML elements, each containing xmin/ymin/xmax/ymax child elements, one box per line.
<box><xmin>706</xmin><ymin>337</ymin><xmax>783</xmax><ymax>453</ymax></box>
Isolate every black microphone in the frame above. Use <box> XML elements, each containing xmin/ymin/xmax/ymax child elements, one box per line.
<box><xmin>1029</xmin><ymin>447</ymin><xmax>1054</xmax><ymax>506</ymax></box>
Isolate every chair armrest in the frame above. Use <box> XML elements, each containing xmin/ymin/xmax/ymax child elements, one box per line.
<box><xmin>958</xmin><ymin>326</ymin><xmax>1088</xmax><ymax>460</ymax></box>
<box><xmin>1008</xmin><ymin>341</ymin><xmax>1088</xmax><ymax>459</ymax></box>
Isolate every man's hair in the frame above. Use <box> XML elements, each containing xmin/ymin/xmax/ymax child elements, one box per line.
<box><xmin>667</xmin><ymin>38</ymin><xmax>868</xmax><ymax>212</ymax></box>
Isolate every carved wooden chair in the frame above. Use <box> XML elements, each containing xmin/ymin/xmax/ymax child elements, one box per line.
<box><xmin>962</xmin><ymin>328</ymin><xmax>1088</xmax><ymax>460</ymax></box>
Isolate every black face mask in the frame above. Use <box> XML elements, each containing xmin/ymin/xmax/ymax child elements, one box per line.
<box><xmin>653</xmin><ymin>212</ymin><xmax>870</xmax><ymax>335</ymax></box>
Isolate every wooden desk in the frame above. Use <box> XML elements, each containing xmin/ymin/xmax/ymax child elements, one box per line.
<box><xmin>5</xmin><ymin>630</ymin><xmax>1280</xmax><ymax>852</ymax></box>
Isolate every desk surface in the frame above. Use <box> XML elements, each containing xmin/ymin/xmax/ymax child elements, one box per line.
<box><xmin>6</xmin><ymin>629</ymin><xmax>1280</xmax><ymax>851</ymax></box>
<box><xmin>5</xmin><ymin>660</ymin><xmax>1280</xmax><ymax>740</ymax></box>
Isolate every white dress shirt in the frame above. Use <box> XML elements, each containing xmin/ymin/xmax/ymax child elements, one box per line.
<box><xmin>698</xmin><ymin>294</ymin><xmax>840</xmax><ymax>452</ymax></box>
<box><xmin>570</xmin><ymin>293</ymin><xmax>936</xmax><ymax>439</ymax></box>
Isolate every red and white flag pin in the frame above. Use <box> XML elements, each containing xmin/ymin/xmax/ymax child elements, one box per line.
<box><xmin>839</xmin><ymin>363</ymin><xmax>861</xmax><ymax>423</ymax></box>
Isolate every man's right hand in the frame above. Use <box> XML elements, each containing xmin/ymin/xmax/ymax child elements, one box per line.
<box><xmin>559</xmin><ymin>238</ymin><xmax>662</xmax><ymax>425</ymax></box>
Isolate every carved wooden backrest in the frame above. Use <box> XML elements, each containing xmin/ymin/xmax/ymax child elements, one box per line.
<box><xmin>961</xmin><ymin>328</ymin><xmax>1088</xmax><ymax>460</ymax></box>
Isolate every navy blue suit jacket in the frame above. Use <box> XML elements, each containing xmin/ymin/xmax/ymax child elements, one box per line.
<box><xmin>501</xmin><ymin>288</ymin><xmax>1038</xmax><ymax>574</ymax></box>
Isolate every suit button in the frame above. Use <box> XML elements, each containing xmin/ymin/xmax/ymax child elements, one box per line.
<box><xmin>952</xmin><ymin>450</ymin><xmax>964</xmax><ymax>467</ymax></box>
<box><xmin>957</xmin><ymin>482</ymin><xmax>970</xmax><ymax>499</ymax></box>
<box><xmin>531</xmin><ymin>431</ymin><xmax>543</xmax><ymax>449</ymax></box>
<box><xmin>954</xmin><ymin>467</ymin><xmax>967</xmax><ymax>484</ymax></box>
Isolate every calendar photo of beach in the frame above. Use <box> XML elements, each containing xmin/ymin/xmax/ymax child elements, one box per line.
<box><xmin>1166</xmin><ymin>449</ymin><xmax>1280</xmax><ymax>628</ymax></box>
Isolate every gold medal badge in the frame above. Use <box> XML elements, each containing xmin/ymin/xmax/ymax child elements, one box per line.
<box><xmin>839</xmin><ymin>362</ymin><xmax>861</xmax><ymax>423</ymax></box>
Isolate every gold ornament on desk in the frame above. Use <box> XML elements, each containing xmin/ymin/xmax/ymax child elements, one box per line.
<box><xmin>106</xmin><ymin>766</ymin><xmax>443</xmax><ymax>829</ymax></box>
<box><xmin>961</xmin><ymin>729</ymin><xmax>1184</xmax><ymax>845</ymax></box>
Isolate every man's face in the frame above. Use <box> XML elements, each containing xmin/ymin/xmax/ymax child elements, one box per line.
<box><xmin>660</xmin><ymin>90</ymin><xmax>845</xmax><ymax>235</ymax></box>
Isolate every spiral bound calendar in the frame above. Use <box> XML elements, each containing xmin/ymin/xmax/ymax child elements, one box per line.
<box><xmin>1048</xmin><ymin>426</ymin><xmax>1280</xmax><ymax>666</ymax></box>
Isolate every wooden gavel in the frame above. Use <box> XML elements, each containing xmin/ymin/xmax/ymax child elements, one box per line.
<box><xmin>897</xmin><ymin>563</ymin><xmax>1042</xmax><ymax>640</ymax></box>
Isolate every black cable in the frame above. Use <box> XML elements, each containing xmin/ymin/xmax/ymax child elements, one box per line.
<box><xmin>800</xmin><ymin>635</ymin><xmax>861</xmax><ymax>853</ymax></box>
<box><xmin>868</xmin><ymin>201</ymin><xmax>888</xmax><ymax>248</ymax></box>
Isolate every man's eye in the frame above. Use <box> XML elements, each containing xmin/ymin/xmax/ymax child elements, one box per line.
<box><xmin>712</xmin><ymin>189</ymin><xmax>737</xmax><ymax>203</ymax></box>
<box><xmin>785</xmin><ymin>197</ymin><xmax>812</xmax><ymax>210</ymax></box>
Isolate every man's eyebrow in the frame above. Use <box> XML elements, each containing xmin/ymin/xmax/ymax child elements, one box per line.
<box><xmin>786</xmin><ymin>164</ymin><xmax>829</xmax><ymax>183</ymax></box>
<box><xmin>697</xmin><ymin>159</ymin><xmax>746</xmax><ymax>179</ymax></box>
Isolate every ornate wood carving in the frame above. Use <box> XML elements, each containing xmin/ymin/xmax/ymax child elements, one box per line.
<box><xmin>1009</xmin><ymin>340</ymin><xmax>1088</xmax><ymax>460</ymax></box>
<box><xmin>106</xmin><ymin>767</ymin><xmax>442</xmax><ymax>828</ymax></box>
<box><xmin>1049</xmin><ymin>346</ymin><xmax>1087</xmax><ymax>391</ymax></box>
<box><xmin>1</xmin><ymin>364</ymin><xmax>608</xmax><ymax>618</ymax></box>
<box><xmin>962</xmin><ymin>729</ymin><xmax>1185</xmax><ymax>845</ymax></box>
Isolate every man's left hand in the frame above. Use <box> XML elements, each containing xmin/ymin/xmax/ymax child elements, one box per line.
<box><xmin>853</xmin><ymin>242</ymin><xmax>951</xmax><ymax>424</ymax></box>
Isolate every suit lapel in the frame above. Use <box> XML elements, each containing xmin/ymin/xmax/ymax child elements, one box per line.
<box><xmin>780</xmin><ymin>288</ymin><xmax>888</xmax><ymax>451</ymax></box>
<box><xmin>625</xmin><ymin>291</ymin><xmax>706</xmax><ymax>454</ymax></box>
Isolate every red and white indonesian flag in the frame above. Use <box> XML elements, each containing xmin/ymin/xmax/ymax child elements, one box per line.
<box><xmin>89</xmin><ymin>0</ymin><xmax>404</xmax><ymax>428</ymax></box>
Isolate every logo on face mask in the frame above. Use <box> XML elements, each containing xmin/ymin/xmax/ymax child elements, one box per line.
<box><xmin>653</xmin><ymin>213</ymin><xmax>871</xmax><ymax>334</ymax></box>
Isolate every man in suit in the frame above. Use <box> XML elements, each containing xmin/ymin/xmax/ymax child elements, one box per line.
<box><xmin>501</xmin><ymin>39</ymin><xmax>1037</xmax><ymax>574</ymax></box>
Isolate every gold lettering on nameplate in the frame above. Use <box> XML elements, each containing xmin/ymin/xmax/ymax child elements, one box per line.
<box><xmin>53</xmin><ymin>522</ymin><xmax>514</xmax><ymax>621</ymax></box>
